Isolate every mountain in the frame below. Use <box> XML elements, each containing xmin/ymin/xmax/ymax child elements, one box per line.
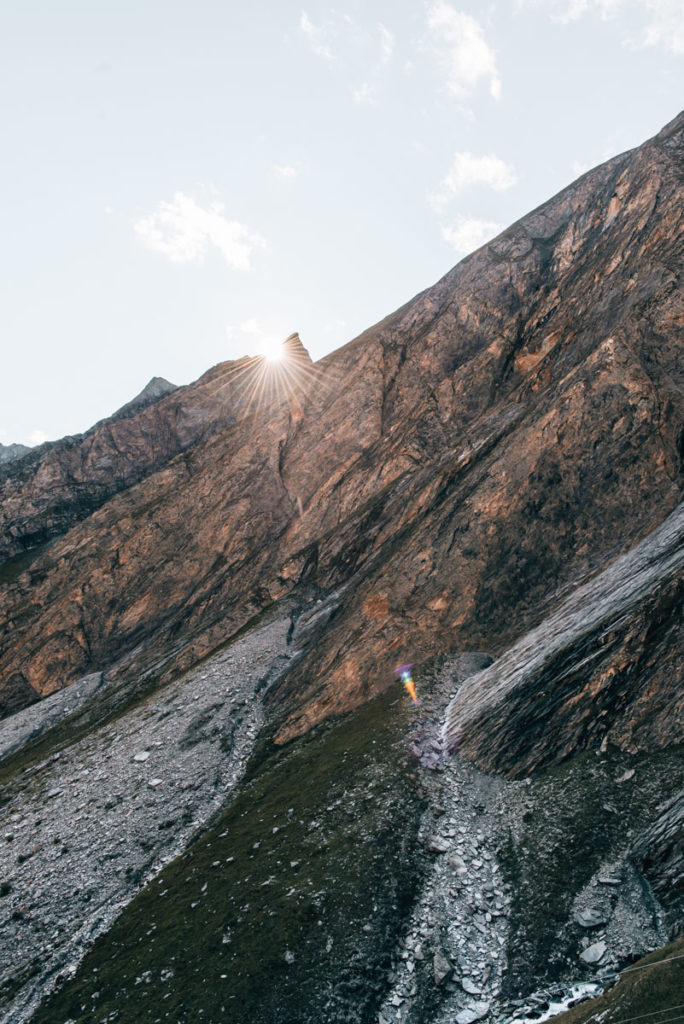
<box><xmin>0</xmin><ymin>443</ymin><xmax>31</xmax><ymax>466</ymax></box>
<box><xmin>0</xmin><ymin>113</ymin><xmax>682</xmax><ymax>1024</ymax></box>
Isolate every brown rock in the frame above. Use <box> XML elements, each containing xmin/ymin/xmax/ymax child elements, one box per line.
<box><xmin>0</xmin><ymin>113</ymin><xmax>682</xmax><ymax>766</ymax></box>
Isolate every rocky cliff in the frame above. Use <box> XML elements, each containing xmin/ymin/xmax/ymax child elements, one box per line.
<box><xmin>1</xmin><ymin>114</ymin><xmax>682</xmax><ymax>756</ymax></box>
<box><xmin>0</xmin><ymin>112</ymin><xmax>682</xmax><ymax>1024</ymax></box>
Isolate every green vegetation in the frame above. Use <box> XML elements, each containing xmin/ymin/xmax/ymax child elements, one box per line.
<box><xmin>32</xmin><ymin>688</ymin><xmax>425</xmax><ymax>1024</ymax></box>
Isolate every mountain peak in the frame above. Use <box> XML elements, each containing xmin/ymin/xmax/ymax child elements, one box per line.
<box><xmin>112</xmin><ymin>376</ymin><xmax>177</xmax><ymax>420</ymax></box>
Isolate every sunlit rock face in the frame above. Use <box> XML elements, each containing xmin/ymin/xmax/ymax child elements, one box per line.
<box><xmin>0</xmin><ymin>113</ymin><xmax>682</xmax><ymax>777</ymax></box>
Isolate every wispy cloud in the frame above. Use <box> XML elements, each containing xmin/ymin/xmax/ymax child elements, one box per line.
<box><xmin>353</xmin><ymin>23</ymin><xmax>396</xmax><ymax>103</ymax></box>
<box><xmin>427</xmin><ymin>2</ymin><xmax>501</xmax><ymax>99</ymax></box>
<box><xmin>272</xmin><ymin>163</ymin><xmax>299</xmax><ymax>179</ymax></box>
<box><xmin>378</xmin><ymin>22</ymin><xmax>395</xmax><ymax>63</ymax></box>
<box><xmin>441</xmin><ymin>216</ymin><xmax>503</xmax><ymax>255</ymax></box>
<box><xmin>519</xmin><ymin>0</ymin><xmax>684</xmax><ymax>53</ymax></box>
<box><xmin>430</xmin><ymin>151</ymin><xmax>517</xmax><ymax>209</ymax></box>
<box><xmin>298</xmin><ymin>12</ymin><xmax>396</xmax><ymax>103</ymax></box>
<box><xmin>631</xmin><ymin>0</ymin><xmax>684</xmax><ymax>53</ymax></box>
<box><xmin>299</xmin><ymin>11</ymin><xmax>335</xmax><ymax>61</ymax></box>
<box><xmin>135</xmin><ymin>192</ymin><xmax>265</xmax><ymax>270</ymax></box>
<box><xmin>27</xmin><ymin>429</ymin><xmax>50</xmax><ymax>447</ymax></box>
<box><xmin>353</xmin><ymin>81</ymin><xmax>376</xmax><ymax>104</ymax></box>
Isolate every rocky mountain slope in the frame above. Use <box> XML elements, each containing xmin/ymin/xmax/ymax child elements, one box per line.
<box><xmin>0</xmin><ymin>444</ymin><xmax>31</xmax><ymax>466</ymax></box>
<box><xmin>0</xmin><ymin>113</ymin><xmax>682</xmax><ymax>1024</ymax></box>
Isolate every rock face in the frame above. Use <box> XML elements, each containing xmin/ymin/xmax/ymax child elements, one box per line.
<box><xmin>443</xmin><ymin>501</ymin><xmax>684</xmax><ymax>776</ymax></box>
<box><xmin>0</xmin><ymin>113</ymin><xmax>682</xmax><ymax>1024</ymax></box>
<box><xmin>0</xmin><ymin>444</ymin><xmax>31</xmax><ymax>466</ymax></box>
<box><xmin>631</xmin><ymin>791</ymin><xmax>684</xmax><ymax>931</ymax></box>
<box><xmin>109</xmin><ymin>375</ymin><xmax>177</xmax><ymax>420</ymax></box>
<box><xmin>0</xmin><ymin>114</ymin><xmax>682</xmax><ymax>778</ymax></box>
<box><xmin>0</xmin><ymin>361</ymin><xmax>262</xmax><ymax>565</ymax></box>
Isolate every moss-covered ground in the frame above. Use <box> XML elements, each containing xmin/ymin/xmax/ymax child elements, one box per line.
<box><xmin>31</xmin><ymin>688</ymin><xmax>425</xmax><ymax>1024</ymax></box>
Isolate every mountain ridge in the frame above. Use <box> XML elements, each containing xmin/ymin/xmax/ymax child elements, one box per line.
<box><xmin>0</xmin><ymin>111</ymin><xmax>682</xmax><ymax>1024</ymax></box>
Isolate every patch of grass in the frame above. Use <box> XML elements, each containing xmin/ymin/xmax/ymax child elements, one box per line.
<box><xmin>30</xmin><ymin>689</ymin><xmax>425</xmax><ymax>1024</ymax></box>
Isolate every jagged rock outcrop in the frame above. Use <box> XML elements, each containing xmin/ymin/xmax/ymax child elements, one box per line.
<box><xmin>0</xmin><ymin>358</ymin><xmax>276</xmax><ymax>566</ymax></box>
<box><xmin>0</xmin><ymin>114</ymin><xmax>682</xmax><ymax>773</ymax></box>
<box><xmin>110</xmin><ymin>375</ymin><xmax>177</xmax><ymax>420</ymax></box>
<box><xmin>0</xmin><ymin>444</ymin><xmax>31</xmax><ymax>466</ymax></box>
<box><xmin>443</xmin><ymin>501</ymin><xmax>683</xmax><ymax>776</ymax></box>
<box><xmin>631</xmin><ymin>791</ymin><xmax>684</xmax><ymax>930</ymax></box>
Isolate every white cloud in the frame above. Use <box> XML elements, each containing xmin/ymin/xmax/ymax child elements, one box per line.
<box><xmin>300</xmin><ymin>11</ymin><xmax>335</xmax><ymax>61</ymax></box>
<box><xmin>519</xmin><ymin>0</ymin><xmax>684</xmax><ymax>53</ymax></box>
<box><xmin>135</xmin><ymin>193</ymin><xmax>265</xmax><ymax>270</ymax></box>
<box><xmin>430</xmin><ymin>151</ymin><xmax>517</xmax><ymax>209</ymax></box>
<box><xmin>378</xmin><ymin>22</ymin><xmax>395</xmax><ymax>63</ymax></box>
<box><xmin>353</xmin><ymin>81</ymin><xmax>376</xmax><ymax>104</ymax></box>
<box><xmin>27</xmin><ymin>429</ymin><xmax>50</xmax><ymax>446</ymax></box>
<box><xmin>634</xmin><ymin>0</ymin><xmax>684</xmax><ymax>53</ymax></box>
<box><xmin>441</xmin><ymin>216</ymin><xmax>503</xmax><ymax>255</ymax></box>
<box><xmin>273</xmin><ymin>163</ymin><xmax>299</xmax><ymax>179</ymax></box>
<box><xmin>427</xmin><ymin>2</ymin><xmax>501</xmax><ymax>99</ymax></box>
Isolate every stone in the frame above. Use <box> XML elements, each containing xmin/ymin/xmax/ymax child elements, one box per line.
<box><xmin>433</xmin><ymin>952</ymin><xmax>453</xmax><ymax>986</ymax></box>
<box><xmin>580</xmin><ymin>941</ymin><xmax>607</xmax><ymax>964</ymax></box>
<box><xmin>134</xmin><ymin>752</ymin><xmax>150</xmax><ymax>763</ymax></box>
<box><xmin>448</xmin><ymin>854</ymin><xmax>468</xmax><ymax>875</ymax></box>
<box><xmin>428</xmin><ymin>837</ymin><xmax>449</xmax><ymax>854</ymax></box>
<box><xmin>462</xmin><ymin>977</ymin><xmax>481</xmax><ymax>995</ymax></box>
<box><xmin>456</xmin><ymin>1001</ymin><xmax>490</xmax><ymax>1024</ymax></box>
<box><xmin>574</xmin><ymin>908</ymin><xmax>608</xmax><ymax>928</ymax></box>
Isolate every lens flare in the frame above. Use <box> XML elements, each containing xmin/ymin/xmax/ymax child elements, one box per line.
<box><xmin>210</xmin><ymin>332</ymin><xmax>334</xmax><ymax>430</ymax></box>
<box><xmin>394</xmin><ymin>663</ymin><xmax>418</xmax><ymax>703</ymax></box>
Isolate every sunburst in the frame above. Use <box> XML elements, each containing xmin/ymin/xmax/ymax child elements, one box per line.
<box><xmin>212</xmin><ymin>332</ymin><xmax>331</xmax><ymax>424</ymax></box>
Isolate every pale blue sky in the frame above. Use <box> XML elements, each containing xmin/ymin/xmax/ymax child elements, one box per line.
<box><xmin>1</xmin><ymin>0</ymin><xmax>681</xmax><ymax>446</ymax></box>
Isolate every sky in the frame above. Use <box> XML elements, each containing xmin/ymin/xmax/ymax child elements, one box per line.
<box><xmin>1</xmin><ymin>1</ymin><xmax>682</xmax><ymax>447</ymax></box>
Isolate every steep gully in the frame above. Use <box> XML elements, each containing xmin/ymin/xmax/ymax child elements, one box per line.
<box><xmin>0</xmin><ymin>115</ymin><xmax>682</xmax><ymax>1022</ymax></box>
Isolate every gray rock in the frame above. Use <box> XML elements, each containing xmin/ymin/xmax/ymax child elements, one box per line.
<box><xmin>434</xmin><ymin>951</ymin><xmax>453</xmax><ymax>986</ymax></box>
<box><xmin>428</xmin><ymin>837</ymin><xmax>449</xmax><ymax>854</ymax></box>
<box><xmin>134</xmin><ymin>751</ymin><xmax>150</xmax><ymax>762</ymax></box>
<box><xmin>456</xmin><ymin>1000</ymin><xmax>490</xmax><ymax>1024</ymax></box>
<box><xmin>448</xmin><ymin>853</ymin><xmax>468</xmax><ymax>875</ymax></box>
<box><xmin>580</xmin><ymin>941</ymin><xmax>607</xmax><ymax>964</ymax></box>
<box><xmin>462</xmin><ymin>977</ymin><xmax>481</xmax><ymax>995</ymax></box>
<box><xmin>574</xmin><ymin>908</ymin><xmax>608</xmax><ymax>928</ymax></box>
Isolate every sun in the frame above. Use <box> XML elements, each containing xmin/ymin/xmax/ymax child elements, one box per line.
<box><xmin>257</xmin><ymin>338</ymin><xmax>285</xmax><ymax>362</ymax></box>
